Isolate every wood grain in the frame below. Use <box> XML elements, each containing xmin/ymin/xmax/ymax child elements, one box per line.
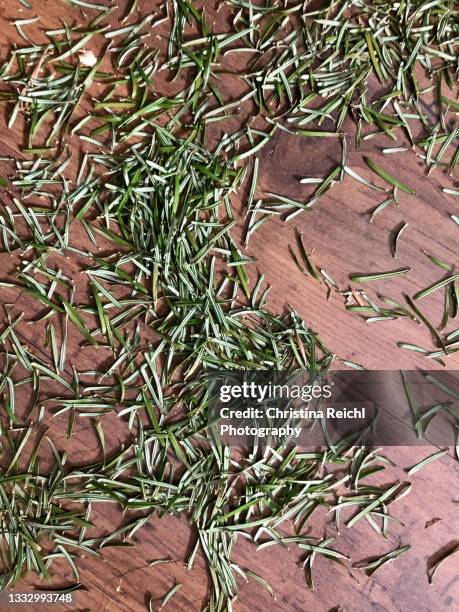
<box><xmin>0</xmin><ymin>1</ymin><xmax>458</xmax><ymax>611</ymax></box>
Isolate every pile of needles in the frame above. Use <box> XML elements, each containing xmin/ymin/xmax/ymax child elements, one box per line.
<box><xmin>0</xmin><ymin>0</ymin><xmax>457</xmax><ymax>609</ymax></box>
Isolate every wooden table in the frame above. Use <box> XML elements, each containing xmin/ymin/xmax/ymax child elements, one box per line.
<box><xmin>0</xmin><ymin>1</ymin><xmax>458</xmax><ymax>610</ymax></box>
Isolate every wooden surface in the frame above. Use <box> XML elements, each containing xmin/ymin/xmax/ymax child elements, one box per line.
<box><xmin>0</xmin><ymin>1</ymin><xmax>458</xmax><ymax>611</ymax></box>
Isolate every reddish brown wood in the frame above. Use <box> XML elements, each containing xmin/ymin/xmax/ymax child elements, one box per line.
<box><xmin>0</xmin><ymin>1</ymin><xmax>458</xmax><ymax>611</ymax></box>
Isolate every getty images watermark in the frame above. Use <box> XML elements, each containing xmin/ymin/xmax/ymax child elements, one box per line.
<box><xmin>208</xmin><ymin>373</ymin><xmax>371</xmax><ymax>445</ymax></box>
<box><xmin>208</xmin><ymin>370</ymin><xmax>459</xmax><ymax>446</ymax></box>
<box><xmin>218</xmin><ymin>381</ymin><xmax>365</xmax><ymax>438</ymax></box>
